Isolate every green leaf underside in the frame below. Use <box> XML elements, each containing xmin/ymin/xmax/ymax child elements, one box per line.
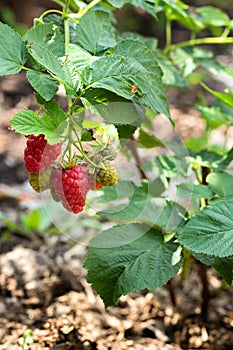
<box><xmin>81</xmin><ymin>88</ymin><xmax>144</xmax><ymax>124</ymax></box>
<box><xmin>26</xmin><ymin>71</ymin><xmax>59</xmax><ymax>101</ymax></box>
<box><xmin>98</xmin><ymin>185</ymin><xmax>186</xmax><ymax>231</ymax></box>
<box><xmin>108</xmin><ymin>40</ymin><xmax>170</xmax><ymax>117</ymax></box>
<box><xmin>177</xmin><ymin>200</ymin><xmax>233</xmax><ymax>258</ymax></box>
<box><xmin>67</xmin><ymin>44</ymin><xmax>98</xmax><ymax>71</ymax></box>
<box><xmin>76</xmin><ymin>10</ymin><xmax>116</xmax><ymax>54</ymax></box>
<box><xmin>192</xmin><ymin>252</ymin><xmax>233</xmax><ymax>285</ymax></box>
<box><xmin>138</xmin><ymin>129</ymin><xmax>164</xmax><ymax>148</ymax></box>
<box><xmin>207</xmin><ymin>172</ymin><xmax>233</xmax><ymax>198</ymax></box>
<box><xmin>176</xmin><ymin>182</ymin><xmax>214</xmax><ymax>199</ymax></box>
<box><xmin>0</xmin><ymin>21</ymin><xmax>27</xmax><ymax>76</ymax></box>
<box><xmin>84</xmin><ymin>224</ymin><xmax>182</xmax><ymax>306</ymax></box>
<box><xmin>162</xmin><ymin>0</ymin><xmax>204</xmax><ymax>31</ymax></box>
<box><xmin>81</xmin><ymin>53</ymin><xmax>170</xmax><ymax>119</ymax></box>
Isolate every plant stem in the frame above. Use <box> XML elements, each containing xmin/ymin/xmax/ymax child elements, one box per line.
<box><xmin>197</xmin><ymin>166</ymin><xmax>210</xmax><ymax>321</ymax></box>
<box><xmin>77</xmin><ymin>0</ymin><xmax>102</xmax><ymax>19</ymax></box>
<box><xmin>165</xmin><ymin>36</ymin><xmax>233</xmax><ymax>53</ymax></box>
<box><xmin>165</xmin><ymin>280</ymin><xmax>176</xmax><ymax>307</ymax></box>
<box><xmin>221</xmin><ymin>27</ymin><xmax>231</xmax><ymax>38</ymax></box>
<box><xmin>63</xmin><ymin>0</ymin><xmax>70</xmax><ymax>51</ymax></box>
<box><xmin>165</xmin><ymin>18</ymin><xmax>172</xmax><ymax>51</ymax></box>
<box><xmin>197</xmin><ymin>261</ymin><xmax>209</xmax><ymax>322</ymax></box>
<box><xmin>39</xmin><ymin>9</ymin><xmax>64</xmax><ymax>21</ymax></box>
<box><xmin>127</xmin><ymin>135</ymin><xmax>147</xmax><ymax>180</ymax></box>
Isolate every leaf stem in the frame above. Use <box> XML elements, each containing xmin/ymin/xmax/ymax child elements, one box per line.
<box><xmin>77</xmin><ymin>0</ymin><xmax>102</xmax><ymax>19</ymax></box>
<box><xmin>63</xmin><ymin>0</ymin><xmax>70</xmax><ymax>51</ymax></box>
<box><xmin>39</xmin><ymin>9</ymin><xmax>64</xmax><ymax>21</ymax></box>
<box><xmin>165</xmin><ymin>36</ymin><xmax>233</xmax><ymax>53</ymax></box>
<box><xmin>165</xmin><ymin>18</ymin><xmax>172</xmax><ymax>51</ymax></box>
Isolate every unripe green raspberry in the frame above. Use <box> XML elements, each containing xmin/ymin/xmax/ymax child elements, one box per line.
<box><xmin>96</xmin><ymin>162</ymin><xmax>118</xmax><ymax>187</ymax></box>
<box><xmin>28</xmin><ymin>167</ymin><xmax>53</xmax><ymax>192</ymax></box>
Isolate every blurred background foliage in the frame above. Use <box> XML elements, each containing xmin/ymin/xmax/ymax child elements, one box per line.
<box><xmin>0</xmin><ymin>0</ymin><xmax>232</xmax><ymax>43</ymax></box>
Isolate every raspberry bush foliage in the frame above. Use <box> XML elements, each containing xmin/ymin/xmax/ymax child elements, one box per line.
<box><xmin>1</xmin><ymin>0</ymin><xmax>233</xmax><ymax>310</ymax></box>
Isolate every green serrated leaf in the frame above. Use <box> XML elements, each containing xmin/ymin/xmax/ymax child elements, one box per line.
<box><xmin>82</xmin><ymin>53</ymin><xmax>170</xmax><ymax>119</ymax></box>
<box><xmin>207</xmin><ymin>172</ymin><xmax>233</xmax><ymax>198</ymax></box>
<box><xmin>84</xmin><ymin>224</ymin><xmax>183</xmax><ymax>306</ymax></box>
<box><xmin>196</xmin><ymin>6</ymin><xmax>230</xmax><ymax>28</ymax></box>
<box><xmin>0</xmin><ymin>21</ymin><xmax>27</xmax><ymax>76</ymax></box>
<box><xmin>26</xmin><ymin>71</ymin><xmax>59</xmax><ymax>101</ymax></box>
<box><xmin>107</xmin><ymin>0</ymin><xmax>157</xmax><ymax>18</ymax></box>
<box><xmin>76</xmin><ymin>9</ymin><xmax>116</xmax><ymax>54</ymax></box>
<box><xmin>177</xmin><ymin>200</ymin><xmax>233</xmax><ymax>258</ymax></box>
<box><xmin>27</xmin><ymin>22</ymin><xmax>65</xmax><ymax>57</ymax></box>
<box><xmin>28</xmin><ymin>43</ymin><xmax>75</xmax><ymax>93</ymax></box>
<box><xmin>192</xmin><ymin>252</ymin><xmax>233</xmax><ymax>285</ymax></box>
<box><xmin>67</xmin><ymin>43</ymin><xmax>98</xmax><ymax>71</ymax></box>
<box><xmin>10</xmin><ymin>110</ymin><xmax>48</xmax><ymax>135</ymax></box>
<box><xmin>98</xmin><ymin>185</ymin><xmax>187</xmax><ymax>231</ymax></box>
<box><xmin>176</xmin><ymin>182</ymin><xmax>214</xmax><ymax>199</ymax></box>
<box><xmin>162</xmin><ymin>0</ymin><xmax>204</xmax><ymax>31</ymax></box>
<box><xmin>10</xmin><ymin>108</ymin><xmax>66</xmax><ymax>144</ymax></box>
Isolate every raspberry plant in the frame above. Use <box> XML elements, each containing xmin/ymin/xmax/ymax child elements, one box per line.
<box><xmin>1</xmin><ymin>0</ymin><xmax>233</xmax><ymax>318</ymax></box>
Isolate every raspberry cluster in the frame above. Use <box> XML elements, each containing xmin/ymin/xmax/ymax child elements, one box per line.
<box><xmin>24</xmin><ymin>134</ymin><xmax>119</xmax><ymax>214</ymax></box>
<box><xmin>24</xmin><ymin>134</ymin><xmax>61</xmax><ymax>172</ymax></box>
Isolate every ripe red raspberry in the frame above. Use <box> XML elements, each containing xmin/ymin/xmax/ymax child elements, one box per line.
<box><xmin>51</xmin><ymin>165</ymin><xmax>89</xmax><ymax>214</ymax></box>
<box><xmin>24</xmin><ymin>134</ymin><xmax>61</xmax><ymax>172</ymax></box>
